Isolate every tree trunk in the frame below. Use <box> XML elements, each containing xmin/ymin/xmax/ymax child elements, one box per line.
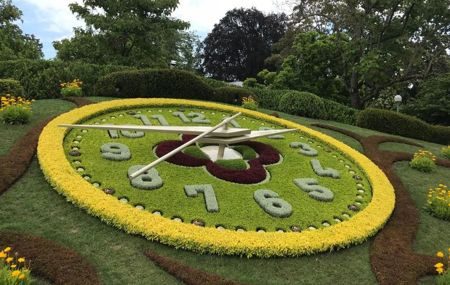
<box><xmin>350</xmin><ymin>70</ymin><xmax>362</xmax><ymax>109</ymax></box>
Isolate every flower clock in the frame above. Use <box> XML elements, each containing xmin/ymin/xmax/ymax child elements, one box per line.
<box><xmin>38</xmin><ymin>98</ymin><xmax>395</xmax><ymax>257</ymax></box>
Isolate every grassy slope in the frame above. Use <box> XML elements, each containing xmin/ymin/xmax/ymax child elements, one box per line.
<box><xmin>0</xmin><ymin>99</ymin><xmax>75</xmax><ymax>155</ymax></box>
<box><xmin>0</xmin><ymin>99</ymin><xmax>448</xmax><ymax>285</ymax></box>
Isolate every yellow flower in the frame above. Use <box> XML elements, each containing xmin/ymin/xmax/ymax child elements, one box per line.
<box><xmin>436</xmin><ymin>267</ymin><xmax>444</xmax><ymax>274</ymax></box>
<box><xmin>19</xmin><ymin>274</ymin><xmax>26</xmax><ymax>280</ymax></box>
<box><xmin>11</xmin><ymin>270</ymin><xmax>21</xmax><ymax>278</ymax></box>
<box><xmin>0</xmin><ymin>251</ymin><xmax>6</xmax><ymax>258</ymax></box>
<box><xmin>3</xmin><ymin>247</ymin><xmax>11</xmax><ymax>252</ymax></box>
<box><xmin>6</xmin><ymin>257</ymin><xmax>13</xmax><ymax>263</ymax></box>
<box><xmin>18</xmin><ymin>257</ymin><xmax>25</xmax><ymax>263</ymax></box>
<box><xmin>435</xmin><ymin>262</ymin><xmax>444</xmax><ymax>268</ymax></box>
<box><xmin>10</xmin><ymin>264</ymin><xmax>17</xmax><ymax>269</ymax></box>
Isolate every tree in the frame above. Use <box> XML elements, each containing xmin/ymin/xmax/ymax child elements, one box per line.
<box><xmin>273</xmin><ymin>0</ymin><xmax>450</xmax><ymax>108</ymax></box>
<box><xmin>201</xmin><ymin>8</ymin><xmax>288</xmax><ymax>81</ymax></box>
<box><xmin>54</xmin><ymin>0</ymin><xmax>189</xmax><ymax>67</ymax></box>
<box><xmin>273</xmin><ymin>32</ymin><xmax>349</xmax><ymax>103</ymax></box>
<box><xmin>0</xmin><ymin>0</ymin><xmax>43</xmax><ymax>60</ymax></box>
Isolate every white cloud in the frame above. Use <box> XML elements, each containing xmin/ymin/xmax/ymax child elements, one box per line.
<box><xmin>17</xmin><ymin>0</ymin><xmax>84</xmax><ymax>37</ymax></box>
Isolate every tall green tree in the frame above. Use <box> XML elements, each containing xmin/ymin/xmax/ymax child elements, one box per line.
<box><xmin>273</xmin><ymin>0</ymin><xmax>450</xmax><ymax>108</ymax></box>
<box><xmin>54</xmin><ymin>0</ymin><xmax>189</xmax><ymax>67</ymax></box>
<box><xmin>201</xmin><ymin>8</ymin><xmax>288</xmax><ymax>81</ymax></box>
<box><xmin>0</xmin><ymin>0</ymin><xmax>43</xmax><ymax>60</ymax></box>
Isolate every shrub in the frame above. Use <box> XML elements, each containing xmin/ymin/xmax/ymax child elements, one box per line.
<box><xmin>0</xmin><ymin>79</ymin><xmax>24</xmax><ymax>97</ymax></box>
<box><xmin>426</xmin><ymin>184</ymin><xmax>450</xmax><ymax>220</ymax></box>
<box><xmin>214</xmin><ymin>87</ymin><xmax>254</xmax><ymax>105</ymax></box>
<box><xmin>0</xmin><ymin>60</ymin><xmax>132</xmax><ymax>99</ymax></box>
<box><xmin>60</xmin><ymin>79</ymin><xmax>83</xmax><ymax>97</ymax></box>
<box><xmin>241</xmin><ymin>95</ymin><xmax>258</xmax><ymax>110</ymax></box>
<box><xmin>322</xmin><ymin>98</ymin><xmax>358</xmax><ymax>125</ymax></box>
<box><xmin>0</xmin><ymin>95</ymin><xmax>32</xmax><ymax>124</ymax></box>
<box><xmin>215</xmin><ymin>159</ymin><xmax>248</xmax><ymax>170</ymax></box>
<box><xmin>243</xmin><ymin>77</ymin><xmax>258</xmax><ymax>88</ymax></box>
<box><xmin>442</xmin><ymin>146</ymin><xmax>450</xmax><ymax>159</ymax></box>
<box><xmin>95</xmin><ymin>69</ymin><xmax>214</xmax><ymax>101</ymax></box>
<box><xmin>0</xmin><ymin>246</ymin><xmax>31</xmax><ymax>285</ymax></box>
<box><xmin>410</xmin><ymin>150</ymin><xmax>436</xmax><ymax>172</ymax></box>
<box><xmin>201</xmin><ymin>77</ymin><xmax>228</xmax><ymax>88</ymax></box>
<box><xmin>248</xmin><ymin>88</ymin><xmax>286</xmax><ymax>110</ymax></box>
<box><xmin>278</xmin><ymin>91</ymin><xmax>326</xmax><ymax>119</ymax></box>
<box><xmin>435</xmin><ymin>248</ymin><xmax>450</xmax><ymax>284</ymax></box>
<box><xmin>356</xmin><ymin>108</ymin><xmax>450</xmax><ymax>144</ymax></box>
<box><xmin>404</xmin><ymin>73</ymin><xmax>450</xmax><ymax>125</ymax></box>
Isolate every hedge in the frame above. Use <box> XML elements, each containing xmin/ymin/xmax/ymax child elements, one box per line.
<box><xmin>214</xmin><ymin>87</ymin><xmax>254</xmax><ymax>105</ymax></box>
<box><xmin>248</xmin><ymin>87</ymin><xmax>286</xmax><ymax>110</ymax></box>
<box><xmin>0</xmin><ymin>79</ymin><xmax>24</xmax><ymax>97</ymax></box>
<box><xmin>95</xmin><ymin>69</ymin><xmax>214</xmax><ymax>101</ymax></box>
<box><xmin>356</xmin><ymin>108</ymin><xmax>450</xmax><ymax>144</ymax></box>
<box><xmin>0</xmin><ymin>60</ymin><xmax>132</xmax><ymax>99</ymax></box>
<box><xmin>277</xmin><ymin>91</ymin><xmax>358</xmax><ymax>124</ymax></box>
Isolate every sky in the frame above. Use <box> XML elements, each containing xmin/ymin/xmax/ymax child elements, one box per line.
<box><xmin>13</xmin><ymin>0</ymin><xmax>292</xmax><ymax>59</ymax></box>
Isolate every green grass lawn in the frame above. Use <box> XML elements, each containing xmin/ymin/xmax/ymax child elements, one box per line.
<box><xmin>0</xmin><ymin>99</ymin><xmax>75</xmax><ymax>155</ymax></box>
<box><xmin>0</xmin><ymin>99</ymin><xmax>448</xmax><ymax>285</ymax></box>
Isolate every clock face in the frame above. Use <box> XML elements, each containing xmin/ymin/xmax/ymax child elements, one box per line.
<box><xmin>63</xmin><ymin>104</ymin><xmax>371</xmax><ymax>231</ymax></box>
<box><xmin>38</xmin><ymin>99</ymin><xmax>394</xmax><ymax>257</ymax></box>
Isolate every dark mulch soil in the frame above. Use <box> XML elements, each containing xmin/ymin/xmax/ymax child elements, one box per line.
<box><xmin>312</xmin><ymin>123</ymin><xmax>449</xmax><ymax>285</ymax></box>
<box><xmin>145</xmin><ymin>250</ymin><xmax>243</xmax><ymax>285</ymax></box>
<box><xmin>1</xmin><ymin>98</ymin><xmax>99</xmax><ymax>284</ymax></box>
<box><xmin>63</xmin><ymin>96</ymin><xmax>94</xmax><ymax>107</ymax></box>
<box><xmin>0</xmin><ymin>232</ymin><xmax>100</xmax><ymax>285</ymax></box>
<box><xmin>0</xmin><ymin>118</ymin><xmax>54</xmax><ymax>196</ymax></box>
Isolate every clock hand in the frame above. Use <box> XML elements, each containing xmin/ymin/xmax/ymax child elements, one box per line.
<box><xmin>129</xmin><ymin>112</ymin><xmax>242</xmax><ymax>179</ymax></box>
<box><xmin>59</xmin><ymin>124</ymin><xmax>251</xmax><ymax>138</ymax></box>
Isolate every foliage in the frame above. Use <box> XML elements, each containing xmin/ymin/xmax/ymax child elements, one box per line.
<box><xmin>435</xmin><ymin>249</ymin><xmax>450</xmax><ymax>284</ymax></box>
<box><xmin>230</xmin><ymin>145</ymin><xmax>257</xmax><ymax>160</ymax></box>
<box><xmin>60</xmin><ymin>79</ymin><xmax>83</xmax><ymax>97</ymax></box>
<box><xmin>272</xmin><ymin>32</ymin><xmax>348</xmax><ymax>104</ymax></box>
<box><xmin>214</xmin><ymin>87</ymin><xmax>254</xmax><ymax>105</ymax></box>
<box><xmin>215</xmin><ymin>159</ymin><xmax>248</xmax><ymax>171</ymax></box>
<box><xmin>442</xmin><ymin>146</ymin><xmax>450</xmax><ymax>159</ymax></box>
<box><xmin>0</xmin><ymin>60</ymin><xmax>132</xmax><ymax>99</ymax></box>
<box><xmin>200</xmin><ymin>77</ymin><xmax>228</xmax><ymax>88</ymax></box>
<box><xmin>0</xmin><ymin>95</ymin><xmax>32</xmax><ymax>124</ymax></box>
<box><xmin>248</xmin><ymin>88</ymin><xmax>286</xmax><ymax>110</ymax></box>
<box><xmin>38</xmin><ymin>98</ymin><xmax>393</xmax><ymax>257</ymax></box>
<box><xmin>53</xmin><ymin>0</ymin><xmax>189</xmax><ymax>67</ymax></box>
<box><xmin>356</xmin><ymin>108</ymin><xmax>450</xmax><ymax>144</ymax></box>
<box><xmin>272</xmin><ymin>0</ymin><xmax>450</xmax><ymax>108</ymax></box>
<box><xmin>182</xmin><ymin>146</ymin><xmax>209</xmax><ymax>160</ymax></box>
<box><xmin>0</xmin><ymin>0</ymin><xmax>43</xmax><ymax>60</ymax></box>
<box><xmin>0</xmin><ymin>79</ymin><xmax>23</xmax><ymax>97</ymax></box>
<box><xmin>409</xmin><ymin>150</ymin><xmax>436</xmax><ymax>173</ymax></box>
<box><xmin>241</xmin><ymin>96</ymin><xmax>258</xmax><ymax>110</ymax></box>
<box><xmin>403</xmin><ymin>73</ymin><xmax>450</xmax><ymax>125</ymax></box>
<box><xmin>201</xmin><ymin>8</ymin><xmax>287</xmax><ymax>81</ymax></box>
<box><xmin>95</xmin><ymin>69</ymin><xmax>214</xmax><ymax>101</ymax></box>
<box><xmin>278</xmin><ymin>91</ymin><xmax>357</xmax><ymax>124</ymax></box>
<box><xmin>426</xmin><ymin>184</ymin><xmax>450</xmax><ymax>221</ymax></box>
<box><xmin>243</xmin><ymin>78</ymin><xmax>260</xmax><ymax>88</ymax></box>
<box><xmin>0</xmin><ymin>246</ymin><xmax>31</xmax><ymax>285</ymax></box>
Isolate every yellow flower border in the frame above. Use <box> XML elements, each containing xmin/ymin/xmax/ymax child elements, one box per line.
<box><xmin>38</xmin><ymin>98</ymin><xmax>395</xmax><ymax>257</ymax></box>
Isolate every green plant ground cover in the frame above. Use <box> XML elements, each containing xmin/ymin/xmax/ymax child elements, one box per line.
<box><xmin>0</xmin><ymin>99</ymin><xmax>448</xmax><ymax>284</ymax></box>
<box><xmin>62</xmin><ymin>106</ymin><xmax>371</xmax><ymax>231</ymax></box>
<box><xmin>0</xmin><ymin>99</ymin><xmax>75</xmax><ymax>155</ymax></box>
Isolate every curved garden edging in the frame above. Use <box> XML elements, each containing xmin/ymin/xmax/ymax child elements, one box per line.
<box><xmin>38</xmin><ymin>98</ymin><xmax>395</xmax><ymax>257</ymax></box>
<box><xmin>311</xmin><ymin>123</ymin><xmax>449</xmax><ymax>284</ymax></box>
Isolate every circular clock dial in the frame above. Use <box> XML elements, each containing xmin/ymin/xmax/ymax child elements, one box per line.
<box><xmin>62</xmin><ymin>105</ymin><xmax>372</xmax><ymax>232</ymax></box>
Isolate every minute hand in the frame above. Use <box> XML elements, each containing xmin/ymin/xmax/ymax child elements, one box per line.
<box><xmin>129</xmin><ymin>112</ymin><xmax>242</xmax><ymax>179</ymax></box>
